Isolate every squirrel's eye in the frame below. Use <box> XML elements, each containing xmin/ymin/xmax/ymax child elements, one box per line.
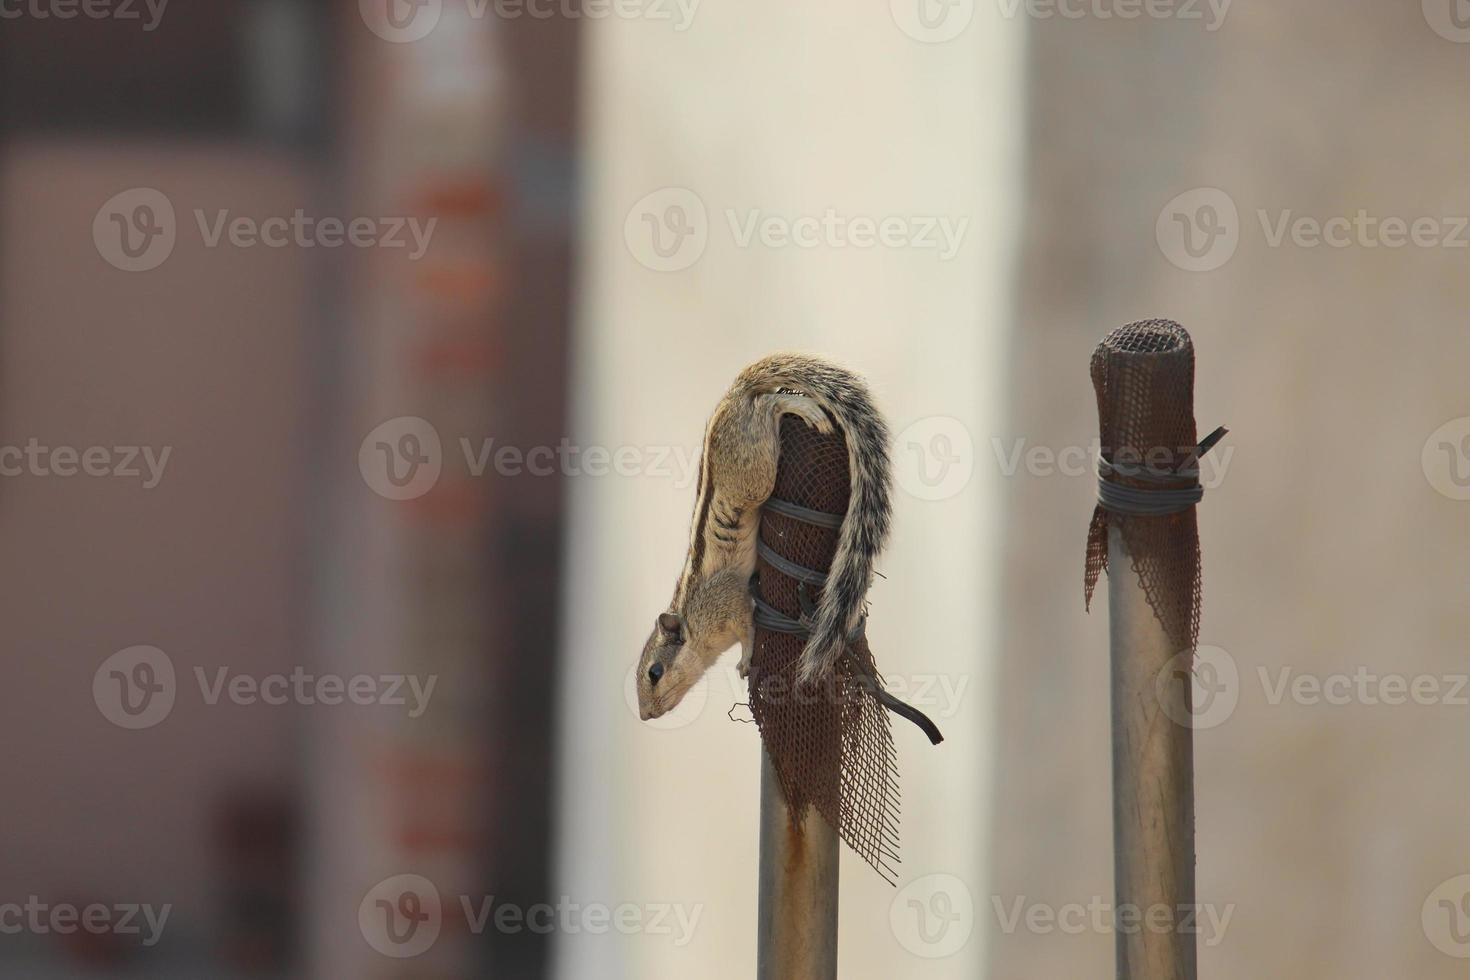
<box><xmin>648</xmin><ymin>662</ymin><xmax>665</xmax><ymax>685</ymax></box>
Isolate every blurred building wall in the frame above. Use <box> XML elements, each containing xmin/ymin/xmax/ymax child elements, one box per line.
<box><xmin>553</xmin><ymin>4</ymin><xmax>1023</xmax><ymax>978</ymax></box>
<box><xmin>308</xmin><ymin>5</ymin><xmax>578</xmax><ymax>979</ymax></box>
<box><xmin>988</xmin><ymin>3</ymin><xmax>1470</xmax><ymax>977</ymax></box>
<box><xmin>0</xmin><ymin>141</ymin><xmax>311</xmax><ymax>970</ymax></box>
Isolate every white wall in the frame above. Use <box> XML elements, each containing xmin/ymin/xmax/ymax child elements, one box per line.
<box><xmin>553</xmin><ymin>4</ymin><xmax>1023</xmax><ymax>978</ymax></box>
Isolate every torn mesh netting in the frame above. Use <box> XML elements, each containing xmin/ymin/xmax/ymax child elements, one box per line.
<box><xmin>1084</xmin><ymin>319</ymin><xmax>1206</xmax><ymax>657</ymax></box>
<box><xmin>747</xmin><ymin>416</ymin><xmax>902</xmax><ymax>884</ymax></box>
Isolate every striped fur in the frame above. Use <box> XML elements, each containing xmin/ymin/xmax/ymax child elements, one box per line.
<box><xmin>728</xmin><ymin>354</ymin><xmax>893</xmax><ymax>682</ymax></box>
<box><xmin>637</xmin><ymin>353</ymin><xmax>891</xmax><ymax>719</ymax></box>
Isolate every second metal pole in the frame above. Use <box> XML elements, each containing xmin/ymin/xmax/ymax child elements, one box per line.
<box><xmin>1108</xmin><ymin>525</ymin><xmax>1197</xmax><ymax>980</ymax></box>
<box><xmin>757</xmin><ymin>750</ymin><xmax>839</xmax><ymax>980</ymax></box>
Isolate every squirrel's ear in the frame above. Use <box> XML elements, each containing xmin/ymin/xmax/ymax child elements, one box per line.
<box><xmin>658</xmin><ymin>612</ymin><xmax>682</xmax><ymax>636</ymax></box>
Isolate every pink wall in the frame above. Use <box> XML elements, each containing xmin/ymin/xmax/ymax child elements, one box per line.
<box><xmin>0</xmin><ymin>142</ymin><xmax>308</xmax><ymax>925</ymax></box>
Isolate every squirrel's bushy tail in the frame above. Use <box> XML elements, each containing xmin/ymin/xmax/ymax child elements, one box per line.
<box><xmin>734</xmin><ymin>353</ymin><xmax>892</xmax><ymax>683</ymax></box>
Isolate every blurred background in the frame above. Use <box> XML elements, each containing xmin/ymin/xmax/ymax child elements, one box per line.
<box><xmin>3</xmin><ymin>1</ymin><xmax>1469</xmax><ymax>978</ymax></box>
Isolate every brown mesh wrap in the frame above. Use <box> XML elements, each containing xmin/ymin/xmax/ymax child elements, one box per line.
<box><xmin>1084</xmin><ymin>319</ymin><xmax>1203</xmax><ymax>657</ymax></box>
<box><xmin>748</xmin><ymin>416</ymin><xmax>901</xmax><ymax>883</ymax></box>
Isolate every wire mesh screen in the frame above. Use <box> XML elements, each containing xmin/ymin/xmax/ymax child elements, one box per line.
<box><xmin>748</xmin><ymin>415</ymin><xmax>901</xmax><ymax>883</ymax></box>
<box><xmin>1084</xmin><ymin>318</ymin><xmax>1203</xmax><ymax>657</ymax></box>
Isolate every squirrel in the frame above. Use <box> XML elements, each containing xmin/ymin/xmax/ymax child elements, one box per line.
<box><xmin>635</xmin><ymin>352</ymin><xmax>892</xmax><ymax>721</ymax></box>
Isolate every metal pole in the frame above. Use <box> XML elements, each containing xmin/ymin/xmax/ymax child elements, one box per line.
<box><xmin>1108</xmin><ymin>524</ymin><xmax>1196</xmax><ymax>980</ymax></box>
<box><xmin>757</xmin><ymin>750</ymin><xmax>839</xmax><ymax>980</ymax></box>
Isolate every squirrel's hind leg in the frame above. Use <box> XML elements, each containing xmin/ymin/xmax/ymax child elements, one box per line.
<box><xmin>767</xmin><ymin>392</ymin><xmax>833</xmax><ymax>435</ymax></box>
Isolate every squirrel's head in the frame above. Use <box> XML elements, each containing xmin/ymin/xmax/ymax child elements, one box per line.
<box><xmin>636</xmin><ymin>611</ymin><xmax>701</xmax><ymax>719</ymax></box>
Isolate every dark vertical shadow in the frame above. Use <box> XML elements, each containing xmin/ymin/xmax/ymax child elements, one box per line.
<box><xmin>477</xmin><ymin>10</ymin><xmax>580</xmax><ymax>980</ymax></box>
